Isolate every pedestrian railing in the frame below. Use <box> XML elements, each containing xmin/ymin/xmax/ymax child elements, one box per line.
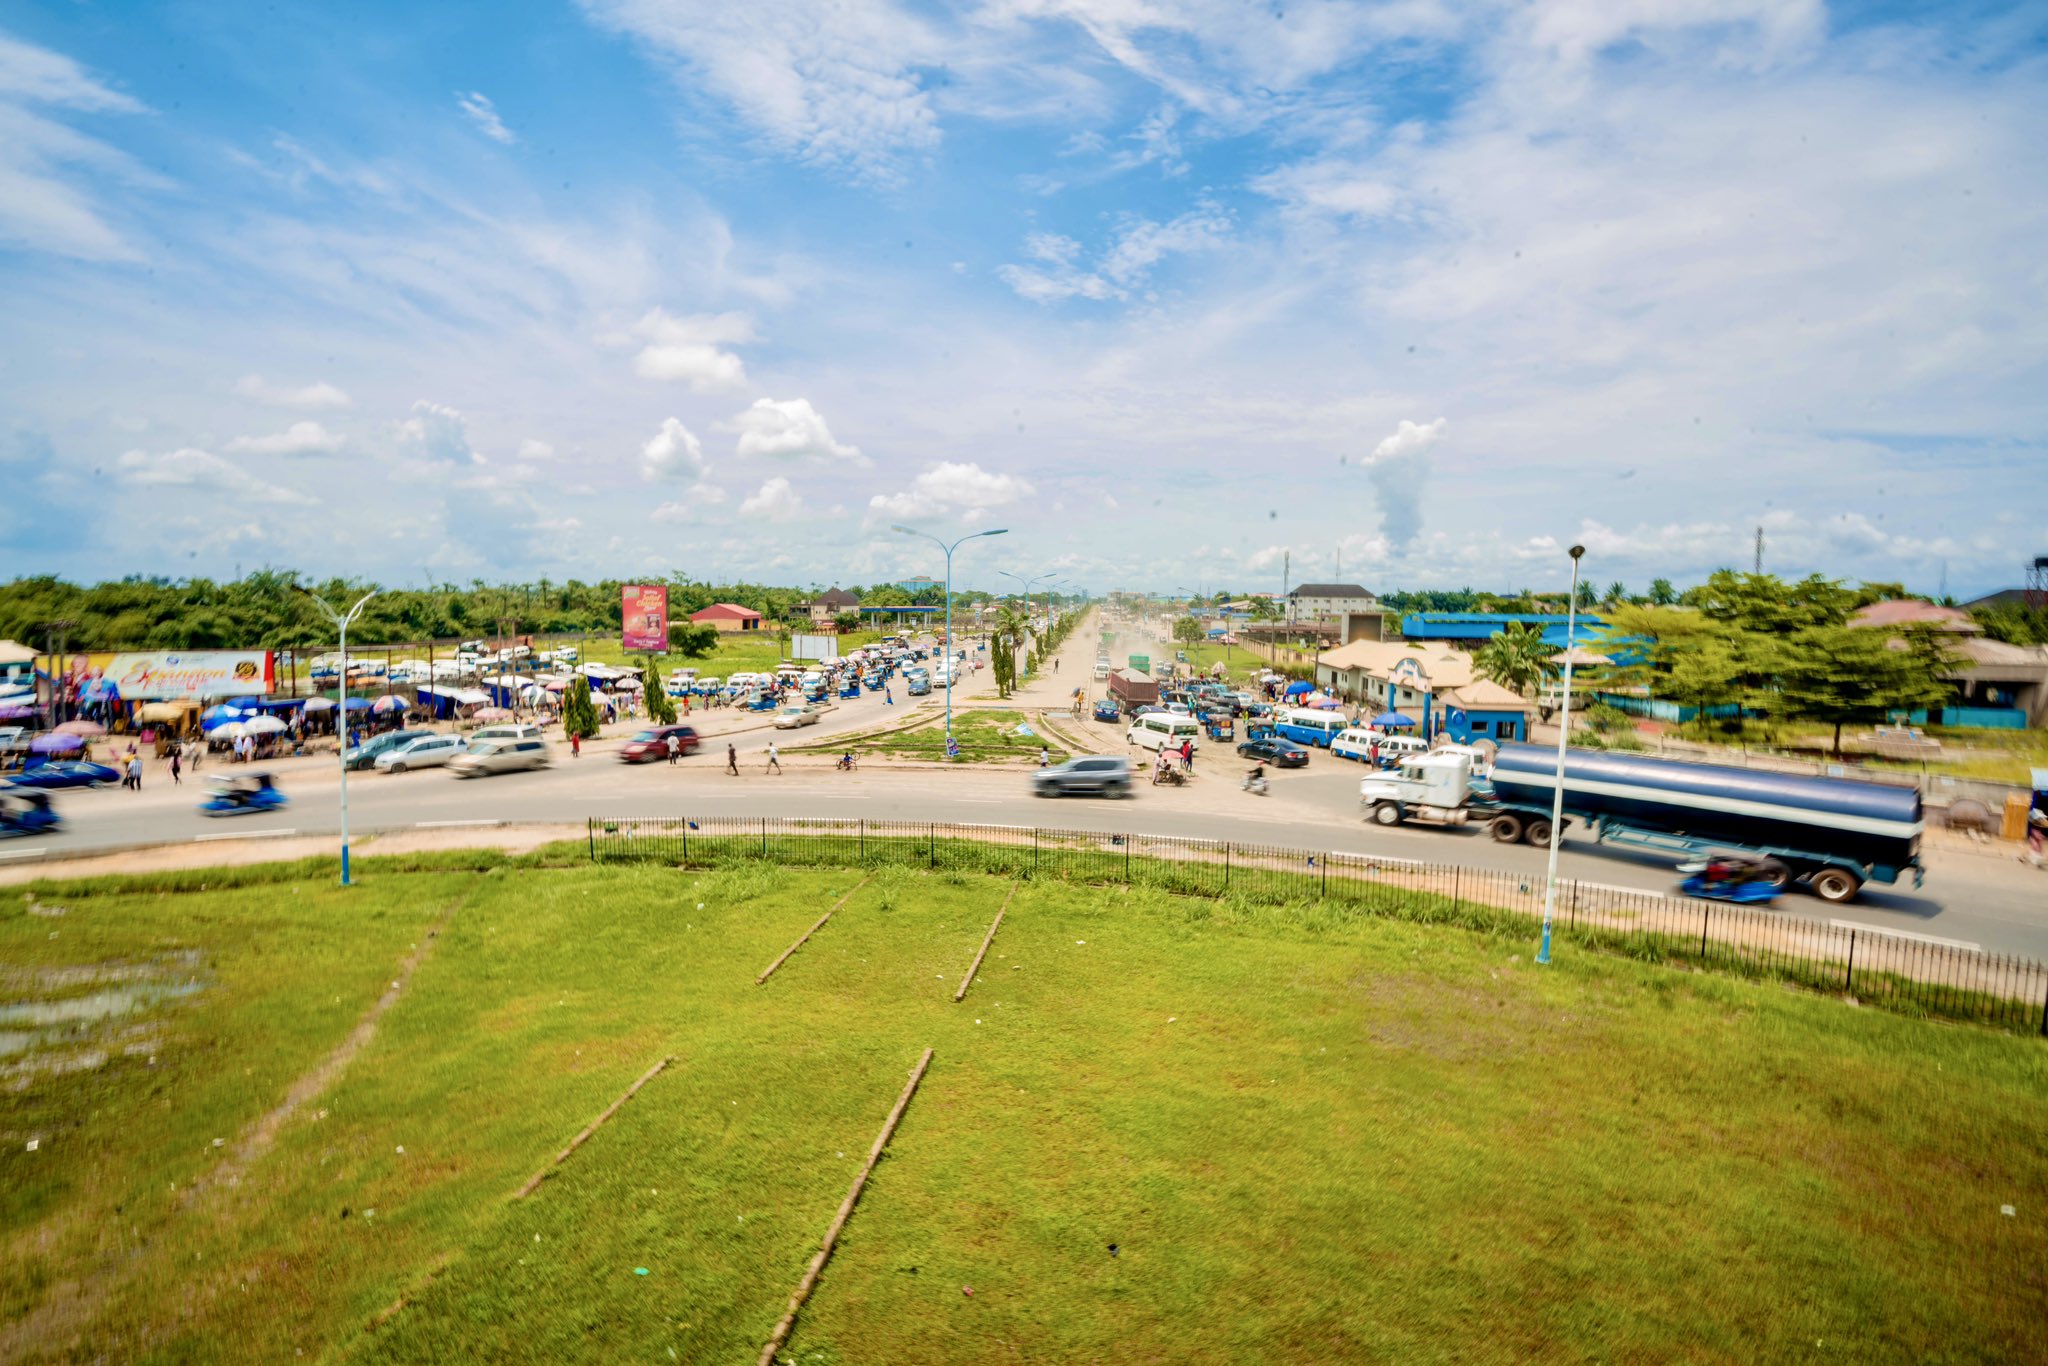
<box><xmin>586</xmin><ymin>816</ymin><xmax>2048</xmax><ymax>1037</ymax></box>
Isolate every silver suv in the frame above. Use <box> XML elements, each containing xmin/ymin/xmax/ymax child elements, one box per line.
<box><xmin>1031</xmin><ymin>755</ymin><xmax>1132</xmax><ymax>799</ymax></box>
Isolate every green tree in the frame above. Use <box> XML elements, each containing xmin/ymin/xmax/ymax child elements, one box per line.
<box><xmin>833</xmin><ymin>611</ymin><xmax>862</xmax><ymax>633</ymax></box>
<box><xmin>562</xmin><ymin>677</ymin><xmax>600</xmax><ymax>740</ymax></box>
<box><xmin>668</xmin><ymin>622</ymin><xmax>720</xmax><ymax>658</ymax></box>
<box><xmin>1248</xmin><ymin>596</ymin><xmax>1282</xmax><ymax>622</ymax></box>
<box><xmin>1605</xmin><ymin>581</ymin><xmax>1627</xmax><ymax>604</ymax></box>
<box><xmin>644</xmin><ymin>659</ymin><xmax>676</xmax><ymax>725</ymax></box>
<box><xmin>1475</xmin><ymin>622</ymin><xmax>1555</xmax><ymax>697</ymax></box>
<box><xmin>1685</xmin><ymin>570</ymin><xmax>1855</xmax><ymax>634</ymax></box>
<box><xmin>1647</xmin><ymin>578</ymin><xmax>1677</xmax><ymax>606</ymax></box>
<box><xmin>1775</xmin><ymin>624</ymin><xmax>1957</xmax><ymax>757</ymax></box>
<box><xmin>1665</xmin><ymin>635</ymin><xmax>1747</xmax><ymax>738</ymax></box>
<box><xmin>1171</xmin><ymin>617</ymin><xmax>1205</xmax><ymax>649</ymax></box>
<box><xmin>990</xmin><ymin>605</ymin><xmax>1028</xmax><ymax>697</ymax></box>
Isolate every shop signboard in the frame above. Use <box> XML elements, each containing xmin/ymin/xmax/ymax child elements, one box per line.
<box><xmin>38</xmin><ymin>651</ymin><xmax>275</xmax><ymax>701</ymax></box>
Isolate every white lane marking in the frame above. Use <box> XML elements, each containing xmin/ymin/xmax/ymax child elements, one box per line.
<box><xmin>1828</xmin><ymin>919</ymin><xmax>1980</xmax><ymax>953</ymax></box>
<box><xmin>416</xmin><ymin>819</ymin><xmax>502</xmax><ymax>828</ymax></box>
<box><xmin>1574</xmin><ymin>879</ymin><xmax>1677</xmax><ymax>902</ymax></box>
<box><xmin>194</xmin><ymin>828</ymin><xmax>300</xmax><ymax>842</ymax></box>
<box><xmin>0</xmin><ymin>847</ymin><xmax>50</xmax><ymax>860</ymax></box>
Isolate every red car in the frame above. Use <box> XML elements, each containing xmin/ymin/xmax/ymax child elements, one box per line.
<box><xmin>617</xmin><ymin>725</ymin><xmax>702</xmax><ymax>763</ymax></box>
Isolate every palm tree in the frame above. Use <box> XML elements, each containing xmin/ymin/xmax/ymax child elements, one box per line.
<box><xmin>1475</xmin><ymin>622</ymin><xmax>1555</xmax><ymax>697</ymax></box>
<box><xmin>990</xmin><ymin>604</ymin><xmax>1029</xmax><ymax>696</ymax></box>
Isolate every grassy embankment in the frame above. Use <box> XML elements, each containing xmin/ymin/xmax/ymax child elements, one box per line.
<box><xmin>3</xmin><ymin>855</ymin><xmax>2045</xmax><ymax>1364</ymax></box>
<box><xmin>811</xmin><ymin>708</ymin><xmax>1070</xmax><ymax>764</ymax></box>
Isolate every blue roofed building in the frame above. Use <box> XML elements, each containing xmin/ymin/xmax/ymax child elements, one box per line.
<box><xmin>1401</xmin><ymin>612</ymin><xmax>1606</xmax><ymax>650</ymax></box>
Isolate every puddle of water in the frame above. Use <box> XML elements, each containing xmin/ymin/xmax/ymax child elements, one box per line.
<box><xmin>0</xmin><ymin>982</ymin><xmax>201</xmax><ymax>1055</ymax></box>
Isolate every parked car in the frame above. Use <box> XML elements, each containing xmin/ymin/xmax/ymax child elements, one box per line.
<box><xmin>469</xmin><ymin>722</ymin><xmax>544</xmax><ymax>745</ymax></box>
<box><xmin>618</xmin><ymin>725</ymin><xmax>702</xmax><ymax>762</ymax></box>
<box><xmin>373</xmin><ymin>734</ymin><xmax>468</xmax><ymax>772</ymax></box>
<box><xmin>773</xmin><ymin>705</ymin><xmax>820</xmax><ymax>729</ymax></box>
<box><xmin>1092</xmin><ymin>698</ymin><xmax>1121</xmax><ymax>722</ymax></box>
<box><xmin>1032</xmin><ymin>755</ymin><xmax>1132</xmax><ymax>798</ymax></box>
<box><xmin>448</xmin><ymin>738</ymin><xmax>551</xmax><ymax>778</ymax></box>
<box><xmin>1238</xmin><ymin>736</ymin><xmax>1311</xmax><ymax>768</ymax></box>
<box><xmin>342</xmin><ymin>728</ymin><xmax>430</xmax><ymax>771</ymax></box>
<box><xmin>7</xmin><ymin>760</ymin><xmax>121</xmax><ymax>790</ymax></box>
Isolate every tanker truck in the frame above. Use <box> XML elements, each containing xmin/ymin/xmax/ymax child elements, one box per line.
<box><xmin>1357</xmin><ymin>742</ymin><xmax>1923</xmax><ymax>904</ymax></box>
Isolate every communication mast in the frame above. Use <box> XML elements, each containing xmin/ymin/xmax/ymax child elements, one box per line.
<box><xmin>1753</xmin><ymin>526</ymin><xmax>1764</xmax><ymax>575</ymax></box>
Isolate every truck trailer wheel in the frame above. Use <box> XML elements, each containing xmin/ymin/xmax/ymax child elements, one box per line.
<box><xmin>1810</xmin><ymin>868</ymin><xmax>1861</xmax><ymax>904</ymax></box>
<box><xmin>1488</xmin><ymin>814</ymin><xmax>1524</xmax><ymax>844</ymax></box>
<box><xmin>1523</xmin><ymin>818</ymin><xmax>1554</xmax><ymax>847</ymax></box>
<box><xmin>1371</xmin><ymin>802</ymin><xmax>1402</xmax><ymax>827</ymax></box>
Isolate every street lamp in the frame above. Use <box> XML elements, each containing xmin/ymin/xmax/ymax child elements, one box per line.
<box><xmin>997</xmin><ymin>570</ymin><xmax>1060</xmax><ymax>675</ymax></box>
<box><xmin>892</xmin><ymin>524</ymin><xmax>1007</xmax><ymax>754</ymax></box>
<box><xmin>294</xmin><ymin>585</ymin><xmax>377</xmax><ymax>887</ymax></box>
<box><xmin>1536</xmin><ymin>544</ymin><xmax>1586</xmax><ymax>967</ymax></box>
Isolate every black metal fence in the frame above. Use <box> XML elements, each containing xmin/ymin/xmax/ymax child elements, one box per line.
<box><xmin>588</xmin><ymin>816</ymin><xmax>2048</xmax><ymax>1037</ymax></box>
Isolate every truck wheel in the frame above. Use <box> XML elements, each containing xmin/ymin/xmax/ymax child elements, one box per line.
<box><xmin>1524</xmin><ymin>818</ymin><xmax>1554</xmax><ymax>847</ymax></box>
<box><xmin>1758</xmin><ymin>859</ymin><xmax>1791</xmax><ymax>889</ymax></box>
<box><xmin>1811</xmin><ymin>868</ymin><xmax>1860</xmax><ymax>904</ymax></box>
<box><xmin>1371</xmin><ymin>802</ymin><xmax>1402</xmax><ymax>827</ymax></box>
<box><xmin>1489</xmin><ymin>814</ymin><xmax>1523</xmax><ymax>844</ymax></box>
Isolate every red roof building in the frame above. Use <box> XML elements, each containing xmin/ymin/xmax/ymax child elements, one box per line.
<box><xmin>690</xmin><ymin>603</ymin><xmax>764</xmax><ymax>633</ymax></box>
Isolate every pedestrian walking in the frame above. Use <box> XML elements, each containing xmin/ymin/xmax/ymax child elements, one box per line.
<box><xmin>571</xmin><ymin>731</ymin><xmax>582</xmax><ymax>758</ymax></box>
<box><xmin>127</xmin><ymin>754</ymin><xmax>143</xmax><ymax>791</ymax></box>
<box><xmin>666</xmin><ymin>733</ymin><xmax>680</xmax><ymax>765</ymax></box>
<box><xmin>1180</xmin><ymin>739</ymin><xmax>1194</xmax><ymax>773</ymax></box>
<box><xmin>766</xmin><ymin>741</ymin><xmax>781</xmax><ymax>773</ymax></box>
<box><xmin>2029</xmin><ymin>800</ymin><xmax>2047</xmax><ymax>868</ymax></box>
<box><xmin>169</xmin><ymin>748</ymin><xmax>182</xmax><ymax>784</ymax></box>
<box><xmin>189</xmin><ymin>739</ymin><xmax>201</xmax><ymax>772</ymax></box>
<box><xmin>726</xmin><ymin>742</ymin><xmax>739</xmax><ymax>775</ymax></box>
<box><xmin>1039</xmin><ymin>746</ymin><xmax>1050</xmax><ymax>768</ymax></box>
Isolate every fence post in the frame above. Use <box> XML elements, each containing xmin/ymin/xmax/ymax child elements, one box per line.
<box><xmin>1699</xmin><ymin>906</ymin><xmax>1709</xmax><ymax>960</ymax></box>
<box><xmin>587</xmin><ymin>817</ymin><xmax>594</xmax><ymax>862</ymax></box>
<box><xmin>1224</xmin><ymin>843</ymin><xmax>1231</xmax><ymax>892</ymax></box>
<box><xmin>1320</xmin><ymin>855</ymin><xmax>1327</xmax><ymax>899</ymax></box>
<box><xmin>929</xmin><ymin>822</ymin><xmax>936</xmax><ymax>868</ymax></box>
<box><xmin>1451</xmin><ymin>865</ymin><xmax>1459</xmax><ymax>912</ymax></box>
<box><xmin>681</xmin><ymin>816</ymin><xmax>689</xmax><ymax>866</ymax></box>
<box><xmin>859</xmin><ymin>818</ymin><xmax>865</xmax><ymax>864</ymax></box>
<box><xmin>762</xmin><ymin>816</ymin><xmax>769</xmax><ymax>860</ymax></box>
<box><xmin>1033</xmin><ymin>827</ymin><xmax>1040</xmax><ymax>878</ymax></box>
<box><xmin>1124</xmin><ymin>834</ymin><xmax>1130</xmax><ymax>883</ymax></box>
<box><xmin>1844</xmin><ymin>929</ymin><xmax>1856</xmax><ymax>992</ymax></box>
<box><xmin>2039</xmin><ymin>973</ymin><xmax>2047</xmax><ymax>1038</ymax></box>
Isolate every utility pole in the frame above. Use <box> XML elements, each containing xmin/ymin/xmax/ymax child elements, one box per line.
<box><xmin>41</xmin><ymin>618</ymin><xmax>76</xmax><ymax>725</ymax></box>
<box><xmin>1283</xmin><ymin>550</ymin><xmax>1292</xmax><ymax>630</ymax></box>
<box><xmin>1753</xmin><ymin>526</ymin><xmax>1764</xmax><ymax>576</ymax></box>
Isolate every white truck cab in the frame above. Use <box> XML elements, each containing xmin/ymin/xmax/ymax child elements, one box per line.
<box><xmin>1359</xmin><ymin>752</ymin><xmax>1480</xmax><ymax>828</ymax></box>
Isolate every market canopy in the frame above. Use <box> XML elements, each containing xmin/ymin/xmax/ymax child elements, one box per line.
<box><xmin>1371</xmin><ymin>711</ymin><xmax>1418</xmax><ymax>729</ymax></box>
<box><xmin>1284</xmin><ymin>680</ymin><xmax>1314</xmax><ymax>695</ymax></box>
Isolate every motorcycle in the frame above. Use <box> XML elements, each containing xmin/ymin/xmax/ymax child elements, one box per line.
<box><xmin>1241</xmin><ymin>773</ymin><xmax>1268</xmax><ymax>796</ymax></box>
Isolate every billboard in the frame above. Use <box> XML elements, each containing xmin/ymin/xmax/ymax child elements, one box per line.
<box><xmin>621</xmin><ymin>584</ymin><xmax>670</xmax><ymax>653</ymax></box>
<box><xmin>39</xmin><ymin>651</ymin><xmax>275</xmax><ymax>701</ymax></box>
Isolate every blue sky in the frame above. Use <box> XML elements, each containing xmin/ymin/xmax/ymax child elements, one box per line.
<box><xmin>1</xmin><ymin>0</ymin><xmax>2044</xmax><ymax>598</ymax></box>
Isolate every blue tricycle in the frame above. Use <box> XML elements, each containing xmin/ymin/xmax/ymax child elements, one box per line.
<box><xmin>200</xmin><ymin>772</ymin><xmax>289</xmax><ymax>818</ymax></box>
<box><xmin>0</xmin><ymin>787</ymin><xmax>62</xmax><ymax>839</ymax></box>
<box><xmin>1677</xmin><ymin>853</ymin><xmax>1784</xmax><ymax>905</ymax></box>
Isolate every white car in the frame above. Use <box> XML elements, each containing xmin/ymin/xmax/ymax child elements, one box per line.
<box><xmin>374</xmin><ymin>733</ymin><xmax>467</xmax><ymax>772</ymax></box>
<box><xmin>448</xmin><ymin>738</ymin><xmax>551</xmax><ymax>777</ymax></box>
<box><xmin>774</xmin><ymin>705</ymin><xmax>820</xmax><ymax>729</ymax></box>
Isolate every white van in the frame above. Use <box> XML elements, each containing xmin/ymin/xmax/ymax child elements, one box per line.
<box><xmin>1330</xmin><ymin>728</ymin><xmax>1428</xmax><ymax>763</ymax></box>
<box><xmin>469</xmin><ymin>722</ymin><xmax>543</xmax><ymax>745</ymax></box>
<box><xmin>1126</xmin><ymin>712</ymin><xmax>1202</xmax><ymax>753</ymax></box>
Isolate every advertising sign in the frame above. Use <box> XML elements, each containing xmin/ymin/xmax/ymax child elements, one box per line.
<box><xmin>621</xmin><ymin>584</ymin><xmax>670</xmax><ymax>653</ymax></box>
<box><xmin>39</xmin><ymin>651</ymin><xmax>275</xmax><ymax>701</ymax></box>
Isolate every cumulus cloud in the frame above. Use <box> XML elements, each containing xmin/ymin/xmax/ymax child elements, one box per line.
<box><xmin>114</xmin><ymin>446</ymin><xmax>313</xmax><ymax>504</ymax></box>
<box><xmin>865</xmin><ymin>460</ymin><xmax>1033</xmax><ymax>525</ymax></box>
<box><xmin>725</xmin><ymin>397</ymin><xmax>866</xmax><ymax>465</ymax></box>
<box><xmin>1345</xmin><ymin>418</ymin><xmax>1445</xmax><ymax>549</ymax></box>
<box><xmin>396</xmin><ymin>400</ymin><xmax>482</xmax><ymax>464</ymax></box>
<box><xmin>640</xmin><ymin>417</ymin><xmax>709</xmax><ymax>482</ymax></box>
<box><xmin>738</xmin><ymin>475</ymin><xmax>804</xmax><ymax>521</ymax></box>
<box><xmin>630</xmin><ymin>308</ymin><xmax>754</xmax><ymax>392</ymax></box>
<box><xmin>998</xmin><ymin>202</ymin><xmax>1231</xmax><ymax>304</ymax></box>
<box><xmin>517</xmin><ymin>438</ymin><xmax>555</xmax><ymax>460</ymax></box>
<box><xmin>456</xmin><ymin>91</ymin><xmax>516</xmax><ymax>144</ymax></box>
<box><xmin>234</xmin><ymin>375</ymin><xmax>353</xmax><ymax>410</ymax></box>
<box><xmin>225</xmin><ymin>421</ymin><xmax>345</xmax><ymax>456</ymax></box>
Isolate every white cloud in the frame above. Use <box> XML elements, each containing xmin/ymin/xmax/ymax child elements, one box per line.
<box><xmin>1342</xmin><ymin>417</ymin><xmax>1445</xmax><ymax>549</ymax></box>
<box><xmin>234</xmin><ymin>375</ymin><xmax>353</xmax><ymax>410</ymax></box>
<box><xmin>630</xmin><ymin>308</ymin><xmax>754</xmax><ymax>391</ymax></box>
<box><xmin>517</xmin><ymin>438</ymin><xmax>555</xmax><ymax>460</ymax></box>
<box><xmin>640</xmin><ymin>417</ymin><xmax>709</xmax><ymax>482</ymax></box>
<box><xmin>114</xmin><ymin>446</ymin><xmax>313</xmax><ymax>504</ymax></box>
<box><xmin>650</xmin><ymin>487</ymin><xmax>727</xmax><ymax>524</ymax></box>
<box><xmin>725</xmin><ymin>397</ymin><xmax>866</xmax><ymax>465</ymax></box>
<box><xmin>225</xmin><ymin>421</ymin><xmax>345</xmax><ymax>456</ymax></box>
<box><xmin>998</xmin><ymin>201</ymin><xmax>1231</xmax><ymax>303</ymax></box>
<box><xmin>738</xmin><ymin>475</ymin><xmax>805</xmax><ymax>521</ymax></box>
<box><xmin>0</xmin><ymin>32</ymin><xmax>152</xmax><ymax>261</ymax></box>
<box><xmin>577</xmin><ymin>0</ymin><xmax>942</xmax><ymax>184</ymax></box>
<box><xmin>865</xmin><ymin>460</ymin><xmax>1034</xmax><ymax>525</ymax></box>
<box><xmin>456</xmin><ymin>91</ymin><xmax>517</xmax><ymax>144</ymax></box>
<box><xmin>396</xmin><ymin>400</ymin><xmax>482</xmax><ymax>464</ymax></box>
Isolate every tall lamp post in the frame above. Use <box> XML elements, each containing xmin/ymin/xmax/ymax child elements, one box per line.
<box><xmin>294</xmin><ymin>585</ymin><xmax>377</xmax><ymax>887</ymax></box>
<box><xmin>892</xmin><ymin>524</ymin><xmax>1007</xmax><ymax>754</ymax></box>
<box><xmin>999</xmin><ymin>571</ymin><xmax>1061</xmax><ymax>678</ymax></box>
<box><xmin>1536</xmin><ymin>544</ymin><xmax>1586</xmax><ymax>966</ymax></box>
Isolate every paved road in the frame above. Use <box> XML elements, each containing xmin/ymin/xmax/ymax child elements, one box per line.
<box><xmin>8</xmin><ymin>616</ymin><xmax>2047</xmax><ymax>960</ymax></box>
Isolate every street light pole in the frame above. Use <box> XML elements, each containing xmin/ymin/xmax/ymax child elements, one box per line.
<box><xmin>1536</xmin><ymin>544</ymin><xmax>1586</xmax><ymax>967</ymax></box>
<box><xmin>999</xmin><ymin>571</ymin><xmax>1060</xmax><ymax>678</ymax></box>
<box><xmin>892</xmin><ymin>524</ymin><xmax>1007</xmax><ymax>755</ymax></box>
<box><xmin>295</xmin><ymin>586</ymin><xmax>377</xmax><ymax>887</ymax></box>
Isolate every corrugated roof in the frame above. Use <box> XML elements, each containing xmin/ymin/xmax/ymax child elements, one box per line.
<box><xmin>1289</xmin><ymin>583</ymin><xmax>1374</xmax><ymax>598</ymax></box>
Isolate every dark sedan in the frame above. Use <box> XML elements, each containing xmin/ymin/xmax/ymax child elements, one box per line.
<box><xmin>8</xmin><ymin>760</ymin><xmax>122</xmax><ymax>790</ymax></box>
<box><xmin>1237</xmin><ymin>736</ymin><xmax>1310</xmax><ymax>768</ymax></box>
<box><xmin>618</xmin><ymin>725</ymin><xmax>702</xmax><ymax>763</ymax></box>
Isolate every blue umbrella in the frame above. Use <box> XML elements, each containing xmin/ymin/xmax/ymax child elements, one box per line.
<box><xmin>1371</xmin><ymin>710</ymin><xmax>1416</xmax><ymax>729</ymax></box>
<box><xmin>342</xmin><ymin>697</ymin><xmax>372</xmax><ymax>711</ymax></box>
<box><xmin>202</xmin><ymin>703</ymin><xmax>249</xmax><ymax>723</ymax></box>
<box><xmin>1284</xmin><ymin>680</ymin><xmax>1313</xmax><ymax>696</ymax></box>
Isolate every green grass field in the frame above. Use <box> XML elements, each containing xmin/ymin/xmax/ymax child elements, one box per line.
<box><xmin>833</xmin><ymin>708</ymin><xmax>1068</xmax><ymax>764</ymax></box>
<box><xmin>3</xmin><ymin>854</ymin><xmax>2045</xmax><ymax>1363</ymax></box>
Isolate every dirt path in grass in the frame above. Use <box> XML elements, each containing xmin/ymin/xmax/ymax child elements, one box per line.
<box><xmin>0</xmin><ymin>893</ymin><xmax>469</xmax><ymax>1365</ymax></box>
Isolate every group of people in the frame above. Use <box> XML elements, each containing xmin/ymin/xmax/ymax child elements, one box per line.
<box><xmin>1151</xmin><ymin>740</ymin><xmax>1195</xmax><ymax>784</ymax></box>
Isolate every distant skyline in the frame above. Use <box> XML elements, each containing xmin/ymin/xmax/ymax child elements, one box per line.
<box><xmin>1</xmin><ymin>2</ymin><xmax>2043</xmax><ymax>599</ymax></box>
